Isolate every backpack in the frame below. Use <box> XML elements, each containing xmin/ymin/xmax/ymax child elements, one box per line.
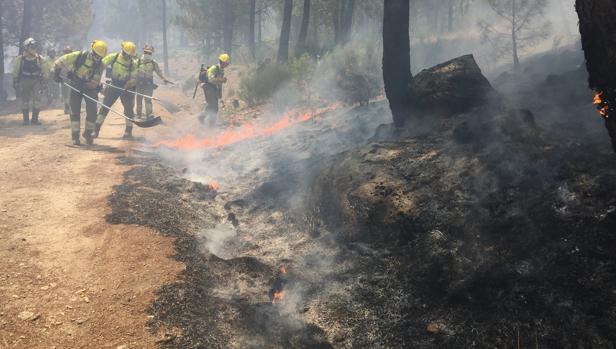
<box><xmin>105</xmin><ymin>53</ymin><xmax>133</xmax><ymax>82</ymax></box>
<box><xmin>72</xmin><ymin>51</ymin><xmax>101</xmax><ymax>82</ymax></box>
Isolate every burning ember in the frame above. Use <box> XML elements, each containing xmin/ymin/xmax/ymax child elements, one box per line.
<box><xmin>209</xmin><ymin>180</ymin><xmax>219</xmax><ymax>191</ymax></box>
<box><xmin>269</xmin><ymin>265</ymin><xmax>287</xmax><ymax>304</ymax></box>
<box><xmin>593</xmin><ymin>91</ymin><xmax>610</xmax><ymax>118</ymax></box>
<box><xmin>155</xmin><ymin>104</ymin><xmax>340</xmax><ymax>151</ymax></box>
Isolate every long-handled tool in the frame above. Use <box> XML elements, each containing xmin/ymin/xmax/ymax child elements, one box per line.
<box><xmin>63</xmin><ymin>81</ymin><xmax>162</xmax><ymax>128</ymax></box>
<box><xmin>193</xmin><ymin>64</ymin><xmax>204</xmax><ymax>99</ymax></box>
<box><xmin>102</xmin><ymin>81</ymin><xmax>180</xmax><ymax>113</ymax></box>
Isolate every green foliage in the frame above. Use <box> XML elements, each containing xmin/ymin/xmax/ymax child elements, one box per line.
<box><xmin>238</xmin><ymin>63</ymin><xmax>292</xmax><ymax>106</ymax></box>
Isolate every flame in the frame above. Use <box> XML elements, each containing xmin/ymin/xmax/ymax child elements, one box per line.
<box><xmin>209</xmin><ymin>180</ymin><xmax>219</xmax><ymax>191</ymax></box>
<box><xmin>593</xmin><ymin>91</ymin><xmax>610</xmax><ymax>118</ymax></box>
<box><xmin>271</xmin><ymin>265</ymin><xmax>287</xmax><ymax>304</ymax></box>
<box><xmin>155</xmin><ymin>103</ymin><xmax>340</xmax><ymax>151</ymax></box>
<box><xmin>272</xmin><ymin>290</ymin><xmax>285</xmax><ymax>303</ymax></box>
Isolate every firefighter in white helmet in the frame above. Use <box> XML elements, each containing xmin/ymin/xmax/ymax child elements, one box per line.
<box><xmin>135</xmin><ymin>44</ymin><xmax>171</xmax><ymax>118</ymax></box>
<box><xmin>12</xmin><ymin>38</ymin><xmax>49</xmax><ymax>126</ymax></box>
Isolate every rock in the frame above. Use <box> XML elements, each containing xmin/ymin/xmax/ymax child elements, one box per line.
<box><xmin>116</xmin><ymin>345</ymin><xmax>128</xmax><ymax>349</ymax></box>
<box><xmin>411</xmin><ymin>54</ymin><xmax>497</xmax><ymax>116</ymax></box>
<box><xmin>426</xmin><ymin>322</ymin><xmax>442</xmax><ymax>334</ymax></box>
<box><xmin>18</xmin><ymin>311</ymin><xmax>35</xmax><ymax>321</ymax></box>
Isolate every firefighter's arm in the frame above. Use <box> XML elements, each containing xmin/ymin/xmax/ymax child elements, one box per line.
<box><xmin>11</xmin><ymin>57</ymin><xmax>21</xmax><ymax>81</ymax></box>
<box><xmin>154</xmin><ymin>62</ymin><xmax>170</xmax><ymax>83</ymax></box>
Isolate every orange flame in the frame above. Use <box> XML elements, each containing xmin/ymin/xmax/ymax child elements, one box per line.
<box><xmin>209</xmin><ymin>180</ymin><xmax>219</xmax><ymax>191</ymax></box>
<box><xmin>594</xmin><ymin>91</ymin><xmax>610</xmax><ymax>118</ymax></box>
<box><xmin>272</xmin><ymin>290</ymin><xmax>285</xmax><ymax>303</ymax></box>
<box><xmin>155</xmin><ymin>103</ymin><xmax>340</xmax><ymax>151</ymax></box>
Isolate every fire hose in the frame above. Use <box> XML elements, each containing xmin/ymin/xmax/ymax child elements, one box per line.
<box><xmin>62</xmin><ymin>81</ymin><xmax>162</xmax><ymax>128</ymax></box>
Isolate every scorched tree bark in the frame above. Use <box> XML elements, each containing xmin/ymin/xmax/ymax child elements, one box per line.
<box><xmin>576</xmin><ymin>0</ymin><xmax>616</xmax><ymax>152</ymax></box>
<box><xmin>383</xmin><ymin>0</ymin><xmax>413</xmax><ymax>127</ymax></box>
<box><xmin>277</xmin><ymin>0</ymin><xmax>292</xmax><ymax>63</ymax></box>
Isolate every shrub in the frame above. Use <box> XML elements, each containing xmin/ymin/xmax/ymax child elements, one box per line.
<box><xmin>238</xmin><ymin>63</ymin><xmax>292</xmax><ymax>106</ymax></box>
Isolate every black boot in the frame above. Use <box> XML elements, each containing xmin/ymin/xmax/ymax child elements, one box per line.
<box><xmin>93</xmin><ymin>123</ymin><xmax>101</xmax><ymax>138</ymax></box>
<box><xmin>31</xmin><ymin>109</ymin><xmax>41</xmax><ymax>125</ymax></box>
<box><xmin>122</xmin><ymin>126</ymin><xmax>133</xmax><ymax>140</ymax></box>
<box><xmin>22</xmin><ymin>110</ymin><xmax>30</xmax><ymax>126</ymax></box>
<box><xmin>82</xmin><ymin>129</ymin><xmax>94</xmax><ymax>145</ymax></box>
<box><xmin>72</xmin><ymin>131</ymin><xmax>81</xmax><ymax>145</ymax></box>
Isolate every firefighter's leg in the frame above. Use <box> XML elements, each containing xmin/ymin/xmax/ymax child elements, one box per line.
<box><xmin>83</xmin><ymin>89</ymin><xmax>99</xmax><ymax>145</ymax></box>
<box><xmin>135</xmin><ymin>89</ymin><xmax>143</xmax><ymax>117</ymax></box>
<box><xmin>144</xmin><ymin>86</ymin><xmax>154</xmax><ymax>117</ymax></box>
<box><xmin>120</xmin><ymin>91</ymin><xmax>135</xmax><ymax>139</ymax></box>
<box><xmin>61</xmin><ymin>84</ymin><xmax>71</xmax><ymax>114</ymax></box>
<box><xmin>204</xmin><ymin>86</ymin><xmax>219</xmax><ymax>127</ymax></box>
<box><xmin>19</xmin><ymin>79</ymin><xmax>33</xmax><ymax>125</ymax></box>
<box><xmin>94</xmin><ymin>87</ymin><xmax>121</xmax><ymax>138</ymax></box>
<box><xmin>69</xmin><ymin>89</ymin><xmax>83</xmax><ymax>145</ymax></box>
<box><xmin>30</xmin><ymin>80</ymin><xmax>42</xmax><ymax>125</ymax></box>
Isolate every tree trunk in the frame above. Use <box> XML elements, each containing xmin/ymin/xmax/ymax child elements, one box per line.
<box><xmin>296</xmin><ymin>0</ymin><xmax>311</xmax><ymax>55</ymax></box>
<box><xmin>223</xmin><ymin>1</ymin><xmax>234</xmax><ymax>54</ymax></box>
<box><xmin>19</xmin><ymin>0</ymin><xmax>33</xmax><ymax>55</ymax></box>
<box><xmin>511</xmin><ymin>0</ymin><xmax>519</xmax><ymax>69</ymax></box>
<box><xmin>277</xmin><ymin>0</ymin><xmax>293</xmax><ymax>63</ymax></box>
<box><xmin>341</xmin><ymin>0</ymin><xmax>355</xmax><ymax>44</ymax></box>
<box><xmin>0</xmin><ymin>0</ymin><xmax>6</xmax><ymax>102</ymax></box>
<box><xmin>249</xmin><ymin>0</ymin><xmax>256</xmax><ymax>59</ymax></box>
<box><xmin>162</xmin><ymin>0</ymin><xmax>169</xmax><ymax>75</ymax></box>
<box><xmin>383</xmin><ymin>0</ymin><xmax>413</xmax><ymax>127</ymax></box>
<box><xmin>576</xmin><ymin>0</ymin><xmax>616</xmax><ymax>152</ymax></box>
<box><xmin>448</xmin><ymin>0</ymin><xmax>454</xmax><ymax>32</ymax></box>
<box><xmin>258</xmin><ymin>10</ymin><xmax>262</xmax><ymax>44</ymax></box>
<box><xmin>333</xmin><ymin>0</ymin><xmax>341</xmax><ymax>44</ymax></box>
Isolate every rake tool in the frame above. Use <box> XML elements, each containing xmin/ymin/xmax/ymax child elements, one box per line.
<box><xmin>63</xmin><ymin>81</ymin><xmax>163</xmax><ymax>128</ymax></box>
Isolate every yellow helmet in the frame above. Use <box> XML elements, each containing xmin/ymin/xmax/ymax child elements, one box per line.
<box><xmin>91</xmin><ymin>40</ymin><xmax>108</xmax><ymax>57</ymax></box>
<box><xmin>218</xmin><ymin>53</ymin><xmax>230</xmax><ymax>63</ymax></box>
<box><xmin>121</xmin><ymin>41</ymin><xmax>137</xmax><ymax>57</ymax></box>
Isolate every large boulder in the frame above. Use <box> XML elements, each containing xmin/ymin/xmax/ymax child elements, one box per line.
<box><xmin>411</xmin><ymin>54</ymin><xmax>496</xmax><ymax>115</ymax></box>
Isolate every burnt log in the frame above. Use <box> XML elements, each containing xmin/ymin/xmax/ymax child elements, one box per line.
<box><xmin>410</xmin><ymin>54</ymin><xmax>496</xmax><ymax>116</ymax></box>
<box><xmin>575</xmin><ymin>0</ymin><xmax>616</xmax><ymax>152</ymax></box>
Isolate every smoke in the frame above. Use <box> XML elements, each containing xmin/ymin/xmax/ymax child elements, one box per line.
<box><xmin>197</xmin><ymin>223</ymin><xmax>237</xmax><ymax>260</ymax></box>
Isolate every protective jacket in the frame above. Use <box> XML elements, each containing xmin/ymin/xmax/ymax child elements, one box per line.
<box><xmin>13</xmin><ymin>54</ymin><xmax>48</xmax><ymax>81</ymax></box>
<box><xmin>102</xmin><ymin>53</ymin><xmax>137</xmax><ymax>86</ymax></box>
<box><xmin>55</xmin><ymin>51</ymin><xmax>105</xmax><ymax>90</ymax></box>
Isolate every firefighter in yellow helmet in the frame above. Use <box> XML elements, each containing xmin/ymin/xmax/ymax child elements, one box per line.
<box><xmin>136</xmin><ymin>44</ymin><xmax>171</xmax><ymax>118</ymax></box>
<box><xmin>198</xmin><ymin>53</ymin><xmax>229</xmax><ymax>126</ymax></box>
<box><xmin>12</xmin><ymin>38</ymin><xmax>49</xmax><ymax>126</ymax></box>
<box><xmin>53</xmin><ymin>40</ymin><xmax>108</xmax><ymax>145</ymax></box>
<box><xmin>95</xmin><ymin>41</ymin><xmax>138</xmax><ymax>140</ymax></box>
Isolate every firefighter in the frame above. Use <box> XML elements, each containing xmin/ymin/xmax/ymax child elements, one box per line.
<box><xmin>94</xmin><ymin>41</ymin><xmax>138</xmax><ymax>140</ymax></box>
<box><xmin>135</xmin><ymin>44</ymin><xmax>171</xmax><ymax>118</ymax></box>
<box><xmin>198</xmin><ymin>53</ymin><xmax>229</xmax><ymax>126</ymax></box>
<box><xmin>45</xmin><ymin>47</ymin><xmax>60</xmax><ymax>105</ymax></box>
<box><xmin>53</xmin><ymin>40</ymin><xmax>108</xmax><ymax>145</ymax></box>
<box><xmin>12</xmin><ymin>38</ymin><xmax>49</xmax><ymax>126</ymax></box>
<box><xmin>60</xmin><ymin>45</ymin><xmax>74</xmax><ymax>114</ymax></box>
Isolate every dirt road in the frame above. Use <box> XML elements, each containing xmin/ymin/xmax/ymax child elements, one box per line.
<box><xmin>0</xmin><ymin>108</ymin><xmax>183</xmax><ymax>348</ymax></box>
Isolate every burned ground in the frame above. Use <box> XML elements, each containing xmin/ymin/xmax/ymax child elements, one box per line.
<box><xmin>102</xmin><ymin>54</ymin><xmax>616</xmax><ymax>348</ymax></box>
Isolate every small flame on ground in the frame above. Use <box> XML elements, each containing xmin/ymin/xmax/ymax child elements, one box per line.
<box><xmin>271</xmin><ymin>265</ymin><xmax>287</xmax><ymax>304</ymax></box>
<box><xmin>593</xmin><ymin>91</ymin><xmax>610</xmax><ymax>118</ymax></box>
<box><xmin>209</xmin><ymin>180</ymin><xmax>219</xmax><ymax>191</ymax></box>
<box><xmin>154</xmin><ymin>103</ymin><xmax>341</xmax><ymax>151</ymax></box>
<box><xmin>271</xmin><ymin>290</ymin><xmax>285</xmax><ymax>304</ymax></box>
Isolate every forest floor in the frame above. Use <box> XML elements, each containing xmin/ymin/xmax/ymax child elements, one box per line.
<box><xmin>0</xmin><ymin>103</ymin><xmax>185</xmax><ymax>348</ymax></box>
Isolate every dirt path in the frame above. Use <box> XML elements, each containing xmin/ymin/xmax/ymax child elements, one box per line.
<box><xmin>0</xmin><ymin>108</ymin><xmax>183</xmax><ymax>348</ymax></box>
